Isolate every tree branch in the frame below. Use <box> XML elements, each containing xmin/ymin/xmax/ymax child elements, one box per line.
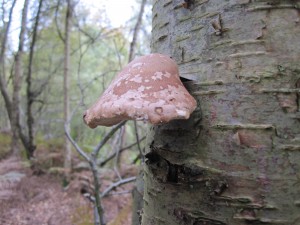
<box><xmin>98</xmin><ymin>136</ymin><xmax>146</xmax><ymax>167</ymax></box>
<box><xmin>101</xmin><ymin>176</ymin><xmax>136</xmax><ymax>198</ymax></box>
<box><xmin>64</xmin><ymin>123</ymin><xmax>90</xmax><ymax>162</ymax></box>
<box><xmin>128</xmin><ymin>0</ymin><xmax>147</xmax><ymax>61</ymax></box>
<box><xmin>55</xmin><ymin>0</ymin><xmax>64</xmax><ymax>42</ymax></box>
<box><xmin>92</xmin><ymin>121</ymin><xmax>127</xmax><ymax>157</ymax></box>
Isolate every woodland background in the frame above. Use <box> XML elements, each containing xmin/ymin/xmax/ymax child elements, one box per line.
<box><xmin>2</xmin><ymin>1</ymin><xmax>300</xmax><ymax>225</ymax></box>
<box><xmin>0</xmin><ymin>0</ymin><xmax>150</xmax><ymax>224</ymax></box>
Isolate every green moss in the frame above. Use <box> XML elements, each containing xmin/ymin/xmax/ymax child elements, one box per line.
<box><xmin>0</xmin><ymin>132</ymin><xmax>12</xmax><ymax>159</ymax></box>
<box><xmin>71</xmin><ymin>205</ymin><xmax>93</xmax><ymax>225</ymax></box>
<box><xmin>35</xmin><ymin>133</ymin><xmax>64</xmax><ymax>150</ymax></box>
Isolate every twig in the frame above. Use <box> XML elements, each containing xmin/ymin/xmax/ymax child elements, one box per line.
<box><xmin>104</xmin><ymin>190</ymin><xmax>132</xmax><ymax>196</ymax></box>
<box><xmin>83</xmin><ymin>192</ymin><xmax>95</xmax><ymax>203</ymax></box>
<box><xmin>113</xmin><ymin>39</ymin><xmax>123</xmax><ymax>70</ymax></box>
<box><xmin>92</xmin><ymin>121</ymin><xmax>127</xmax><ymax>157</ymax></box>
<box><xmin>114</xmin><ymin>126</ymin><xmax>125</xmax><ymax>180</ymax></box>
<box><xmin>55</xmin><ymin>0</ymin><xmax>64</xmax><ymax>42</ymax></box>
<box><xmin>98</xmin><ymin>136</ymin><xmax>146</xmax><ymax>167</ymax></box>
<box><xmin>89</xmin><ymin>158</ymin><xmax>104</xmax><ymax>225</ymax></box>
<box><xmin>128</xmin><ymin>0</ymin><xmax>147</xmax><ymax>61</ymax></box>
<box><xmin>64</xmin><ymin>123</ymin><xmax>90</xmax><ymax>162</ymax></box>
<box><xmin>101</xmin><ymin>176</ymin><xmax>136</xmax><ymax>198</ymax></box>
<box><xmin>134</xmin><ymin>121</ymin><xmax>144</xmax><ymax>162</ymax></box>
<box><xmin>94</xmin><ymin>205</ymin><xmax>101</xmax><ymax>225</ymax></box>
<box><xmin>132</xmin><ymin>152</ymin><xmax>143</xmax><ymax>165</ymax></box>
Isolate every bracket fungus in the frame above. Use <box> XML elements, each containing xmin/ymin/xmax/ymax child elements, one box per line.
<box><xmin>83</xmin><ymin>53</ymin><xmax>197</xmax><ymax>128</ymax></box>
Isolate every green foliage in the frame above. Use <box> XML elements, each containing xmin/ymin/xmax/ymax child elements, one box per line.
<box><xmin>71</xmin><ymin>205</ymin><xmax>93</xmax><ymax>225</ymax></box>
<box><xmin>0</xmin><ymin>0</ymin><xmax>151</xmax><ymax>159</ymax></box>
<box><xmin>108</xmin><ymin>201</ymin><xmax>132</xmax><ymax>225</ymax></box>
<box><xmin>0</xmin><ymin>132</ymin><xmax>11</xmax><ymax>159</ymax></box>
<box><xmin>35</xmin><ymin>133</ymin><xmax>64</xmax><ymax>150</ymax></box>
<box><xmin>32</xmin><ymin>134</ymin><xmax>65</xmax><ymax>171</ymax></box>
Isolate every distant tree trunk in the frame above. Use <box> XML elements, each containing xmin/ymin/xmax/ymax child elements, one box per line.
<box><xmin>25</xmin><ymin>0</ymin><xmax>44</xmax><ymax>159</ymax></box>
<box><xmin>0</xmin><ymin>0</ymin><xmax>17</xmax><ymax>121</ymax></box>
<box><xmin>64</xmin><ymin>0</ymin><xmax>72</xmax><ymax>174</ymax></box>
<box><xmin>0</xmin><ymin>0</ymin><xmax>33</xmax><ymax>159</ymax></box>
<box><xmin>142</xmin><ymin>1</ymin><xmax>300</xmax><ymax>225</ymax></box>
<box><xmin>128</xmin><ymin>0</ymin><xmax>147</xmax><ymax>62</ymax></box>
<box><xmin>11</xmin><ymin>0</ymin><xmax>29</xmax><ymax>155</ymax></box>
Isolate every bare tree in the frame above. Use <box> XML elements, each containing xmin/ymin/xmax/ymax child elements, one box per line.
<box><xmin>65</xmin><ymin>120</ymin><xmax>137</xmax><ymax>225</ymax></box>
<box><xmin>26</xmin><ymin>0</ymin><xmax>44</xmax><ymax>158</ymax></box>
<box><xmin>0</xmin><ymin>0</ymin><xmax>17</xmax><ymax>125</ymax></box>
<box><xmin>11</xmin><ymin>0</ymin><xmax>29</xmax><ymax>155</ymax></box>
<box><xmin>64</xmin><ymin>0</ymin><xmax>72</xmax><ymax>174</ymax></box>
<box><xmin>0</xmin><ymin>0</ymin><xmax>44</xmax><ymax>159</ymax></box>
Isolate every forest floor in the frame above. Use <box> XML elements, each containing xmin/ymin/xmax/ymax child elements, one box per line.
<box><xmin>0</xmin><ymin>153</ymin><xmax>137</xmax><ymax>225</ymax></box>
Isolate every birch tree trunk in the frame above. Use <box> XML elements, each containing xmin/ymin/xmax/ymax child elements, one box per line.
<box><xmin>64</xmin><ymin>0</ymin><xmax>72</xmax><ymax>174</ymax></box>
<box><xmin>142</xmin><ymin>1</ymin><xmax>300</xmax><ymax>224</ymax></box>
<box><xmin>11</xmin><ymin>0</ymin><xmax>29</xmax><ymax>155</ymax></box>
<box><xmin>0</xmin><ymin>0</ymin><xmax>17</xmax><ymax>123</ymax></box>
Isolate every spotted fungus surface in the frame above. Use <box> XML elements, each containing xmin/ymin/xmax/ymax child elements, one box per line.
<box><xmin>83</xmin><ymin>53</ymin><xmax>197</xmax><ymax>128</ymax></box>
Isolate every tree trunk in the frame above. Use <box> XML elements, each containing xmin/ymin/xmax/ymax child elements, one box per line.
<box><xmin>0</xmin><ymin>0</ymin><xmax>17</xmax><ymax>130</ymax></box>
<box><xmin>11</xmin><ymin>0</ymin><xmax>29</xmax><ymax>155</ymax></box>
<box><xmin>128</xmin><ymin>0</ymin><xmax>147</xmax><ymax>62</ymax></box>
<box><xmin>142</xmin><ymin>1</ymin><xmax>300</xmax><ymax>225</ymax></box>
<box><xmin>63</xmin><ymin>0</ymin><xmax>72</xmax><ymax>175</ymax></box>
<box><xmin>26</xmin><ymin>0</ymin><xmax>44</xmax><ymax>159</ymax></box>
<box><xmin>0</xmin><ymin>0</ymin><xmax>17</xmax><ymax>121</ymax></box>
<box><xmin>0</xmin><ymin>0</ymin><xmax>33</xmax><ymax>159</ymax></box>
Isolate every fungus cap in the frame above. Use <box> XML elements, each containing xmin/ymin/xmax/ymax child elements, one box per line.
<box><xmin>83</xmin><ymin>53</ymin><xmax>197</xmax><ymax>128</ymax></box>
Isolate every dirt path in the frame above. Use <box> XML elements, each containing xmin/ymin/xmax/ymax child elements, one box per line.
<box><xmin>0</xmin><ymin>156</ymin><xmax>133</xmax><ymax>225</ymax></box>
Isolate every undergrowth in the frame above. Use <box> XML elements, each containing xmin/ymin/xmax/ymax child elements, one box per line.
<box><xmin>0</xmin><ymin>132</ymin><xmax>11</xmax><ymax>159</ymax></box>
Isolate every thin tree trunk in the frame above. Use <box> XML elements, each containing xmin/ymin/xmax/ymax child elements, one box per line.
<box><xmin>11</xmin><ymin>0</ymin><xmax>29</xmax><ymax>155</ymax></box>
<box><xmin>0</xmin><ymin>0</ymin><xmax>31</xmax><ymax>158</ymax></box>
<box><xmin>142</xmin><ymin>1</ymin><xmax>300</xmax><ymax>224</ymax></box>
<box><xmin>128</xmin><ymin>0</ymin><xmax>147</xmax><ymax>62</ymax></box>
<box><xmin>25</xmin><ymin>0</ymin><xmax>44</xmax><ymax>159</ymax></box>
<box><xmin>0</xmin><ymin>0</ymin><xmax>17</xmax><ymax>120</ymax></box>
<box><xmin>64</xmin><ymin>0</ymin><xmax>72</xmax><ymax>174</ymax></box>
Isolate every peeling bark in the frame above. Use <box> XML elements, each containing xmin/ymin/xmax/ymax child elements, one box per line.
<box><xmin>142</xmin><ymin>0</ymin><xmax>300</xmax><ymax>224</ymax></box>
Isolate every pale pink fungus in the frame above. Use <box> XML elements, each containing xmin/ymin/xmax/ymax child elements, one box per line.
<box><xmin>83</xmin><ymin>53</ymin><xmax>197</xmax><ymax>128</ymax></box>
